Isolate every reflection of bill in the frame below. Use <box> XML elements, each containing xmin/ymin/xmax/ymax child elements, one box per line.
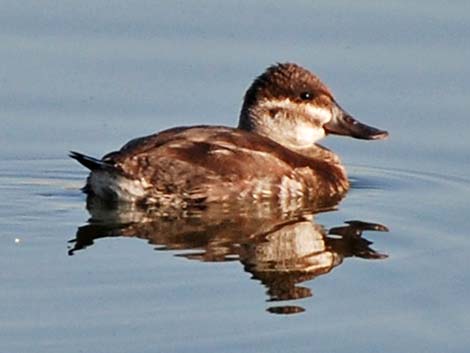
<box><xmin>69</xmin><ymin>199</ymin><xmax>388</xmax><ymax>315</ymax></box>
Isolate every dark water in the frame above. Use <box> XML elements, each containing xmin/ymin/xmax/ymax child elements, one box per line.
<box><xmin>2</xmin><ymin>1</ymin><xmax>470</xmax><ymax>352</ymax></box>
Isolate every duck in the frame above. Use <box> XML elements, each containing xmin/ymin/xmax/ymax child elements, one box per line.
<box><xmin>70</xmin><ymin>63</ymin><xmax>388</xmax><ymax>208</ymax></box>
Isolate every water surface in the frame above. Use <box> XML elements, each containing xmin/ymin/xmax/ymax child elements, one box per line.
<box><xmin>1</xmin><ymin>1</ymin><xmax>470</xmax><ymax>352</ymax></box>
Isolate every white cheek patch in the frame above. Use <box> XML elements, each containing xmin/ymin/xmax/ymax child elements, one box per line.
<box><xmin>295</xmin><ymin>124</ymin><xmax>325</xmax><ymax>145</ymax></box>
<box><xmin>258</xmin><ymin>98</ymin><xmax>330</xmax><ymax>145</ymax></box>
<box><xmin>304</xmin><ymin>105</ymin><xmax>332</xmax><ymax>124</ymax></box>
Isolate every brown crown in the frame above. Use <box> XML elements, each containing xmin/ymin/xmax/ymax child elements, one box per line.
<box><xmin>241</xmin><ymin>63</ymin><xmax>334</xmax><ymax>111</ymax></box>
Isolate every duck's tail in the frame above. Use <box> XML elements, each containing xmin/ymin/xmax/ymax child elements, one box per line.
<box><xmin>69</xmin><ymin>151</ymin><xmax>109</xmax><ymax>171</ymax></box>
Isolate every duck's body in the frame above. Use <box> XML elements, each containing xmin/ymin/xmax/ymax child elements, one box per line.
<box><xmin>71</xmin><ymin>126</ymin><xmax>347</xmax><ymax>207</ymax></box>
<box><xmin>71</xmin><ymin>63</ymin><xmax>387</xmax><ymax>208</ymax></box>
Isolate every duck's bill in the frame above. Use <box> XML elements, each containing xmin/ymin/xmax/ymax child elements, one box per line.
<box><xmin>324</xmin><ymin>110</ymin><xmax>388</xmax><ymax>140</ymax></box>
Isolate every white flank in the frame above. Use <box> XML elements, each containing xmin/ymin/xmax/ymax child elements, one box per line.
<box><xmin>279</xmin><ymin>175</ymin><xmax>304</xmax><ymax>199</ymax></box>
<box><xmin>251</xmin><ymin>179</ymin><xmax>273</xmax><ymax>199</ymax></box>
<box><xmin>89</xmin><ymin>171</ymin><xmax>147</xmax><ymax>202</ymax></box>
<box><xmin>278</xmin><ymin>175</ymin><xmax>305</xmax><ymax>212</ymax></box>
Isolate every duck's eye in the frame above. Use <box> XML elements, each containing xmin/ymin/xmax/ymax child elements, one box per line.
<box><xmin>300</xmin><ymin>92</ymin><xmax>312</xmax><ymax>100</ymax></box>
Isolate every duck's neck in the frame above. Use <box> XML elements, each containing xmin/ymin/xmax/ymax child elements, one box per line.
<box><xmin>238</xmin><ymin>108</ymin><xmax>340</xmax><ymax>164</ymax></box>
<box><xmin>240</xmin><ymin>108</ymin><xmax>349</xmax><ymax>197</ymax></box>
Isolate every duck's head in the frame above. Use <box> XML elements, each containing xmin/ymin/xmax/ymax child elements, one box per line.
<box><xmin>238</xmin><ymin>63</ymin><xmax>388</xmax><ymax>149</ymax></box>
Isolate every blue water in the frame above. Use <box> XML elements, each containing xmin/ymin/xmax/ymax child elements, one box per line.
<box><xmin>1</xmin><ymin>1</ymin><xmax>470</xmax><ymax>352</ymax></box>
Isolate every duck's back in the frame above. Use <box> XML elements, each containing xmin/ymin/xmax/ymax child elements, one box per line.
<box><xmin>81</xmin><ymin>126</ymin><xmax>348</xmax><ymax>208</ymax></box>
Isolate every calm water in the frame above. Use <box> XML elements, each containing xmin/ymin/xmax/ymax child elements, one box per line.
<box><xmin>2</xmin><ymin>1</ymin><xmax>470</xmax><ymax>352</ymax></box>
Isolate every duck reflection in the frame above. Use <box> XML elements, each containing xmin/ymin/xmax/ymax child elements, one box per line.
<box><xmin>70</xmin><ymin>198</ymin><xmax>388</xmax><ymax>315</ymax></box>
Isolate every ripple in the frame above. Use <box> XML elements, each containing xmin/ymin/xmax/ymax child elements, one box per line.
<box><xmin>349</xmin><ymin>164</ymin><xmax>470</xmax><ymax>193</ymax></box>
<box><xmin>0</xmin><ymin>158</ymin><xmax>85</xmax><ymax>215</ymax></box>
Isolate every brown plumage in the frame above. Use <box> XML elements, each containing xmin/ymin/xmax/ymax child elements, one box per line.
<box><xmin>70</xmin><ymin>63</ymin><xmax>388</xmax><ymax>209</ymax></box>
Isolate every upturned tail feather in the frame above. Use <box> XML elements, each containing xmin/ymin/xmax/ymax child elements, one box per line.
<box><xmin>69</xmin><ymin>151</ymin><xmax>113</xmax><ymax>171</ymax></box>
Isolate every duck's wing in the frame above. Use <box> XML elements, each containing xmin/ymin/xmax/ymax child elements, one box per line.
<box><xmin>105</xmin><ymin>126</ymin><xmax>329</xmax><ymax>173</ymax></box>
<box><xmin>100</xmin><ymin>127</ymin><xmax>290</xmax><ymax>201</ymax></box>
<box><xmin>72</xmin><ymin>126</ymin><xmax>346</xmax><ymax>205</ymax></box>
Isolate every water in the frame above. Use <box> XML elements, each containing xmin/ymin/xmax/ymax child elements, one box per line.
<box><xmin>2</xmin><ymin>1</ymin><xmax>470</xmax><ymax>352</ymax></box>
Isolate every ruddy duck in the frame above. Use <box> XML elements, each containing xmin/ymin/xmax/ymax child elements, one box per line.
<box><xmin>70</xmin><ymin>63</ymin><xmax>388</xmax><ymax>208</ymax></box>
